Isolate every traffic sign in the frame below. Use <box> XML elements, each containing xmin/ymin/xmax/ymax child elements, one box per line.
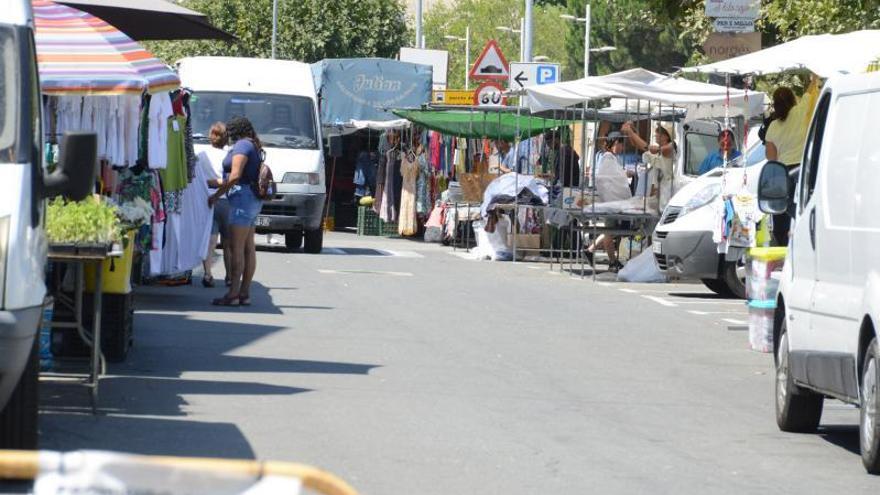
<box><xmin>432</xmin><ymin>89</ymin><xmax>474</xmax><ymax>105</ymax></box>
<box><xmin>469</xmin><ymin>40</ymin><xmax>509</xmax><ymax>81</ymax></box>
<box><xmin>473</xmin><ymin>82</ymin><xmax>506</xmax><ymax>107</ymax></box>
<box><xmin>508</xmin><ymin>62</ymin><xmax>561</xmax><ymax>90</ymax></box>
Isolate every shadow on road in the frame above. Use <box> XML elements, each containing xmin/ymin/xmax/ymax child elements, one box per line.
<box><xmin>667</xmin><ymin>291</ymin><xmax>739</xmax><ymax>300</ymax></box>
<box><xmin>819</xmin><ymin>424</ymin><xmax>861</xmax><ymax>456</ymax></box>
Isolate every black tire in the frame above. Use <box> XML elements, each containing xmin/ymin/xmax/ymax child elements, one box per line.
<box><xmin>285</xmin><ymin>231</ymin><xmax>303</xmax><ymax>252</ymax></box>
<box><xmin>701</xmin><ymin>278</ymin><xmax>734</xmax><ymax>297</ymax></box>
<box><xmin>775</xmin><ymin>321</ymin><xmax>823</xmax><ymax>433</ymax></box>
<box><xmin>860</xmin><ymin>337</ymin><xmax>880</xmax><ymax>474</ymax></box>
<box><xmin>0</xmin><ymin>335</ymin><xmax>39</xmax><ymax>449</ymax></box>
<box><xmin>721</xmin><ymin>260</ymin><xmax>747</xmax><ymax>299</ymax></box>
<box><xmin>303</xmin><ymin>229</ymin><xmax>323</xmax><ymax>254</ymax></box>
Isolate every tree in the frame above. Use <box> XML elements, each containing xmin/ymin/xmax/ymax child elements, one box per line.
<box><xmin>146</xmin><ymin>0</ymin><xmax>409</xmax><ymax>64</ymax></box>
<box><xmin>562</xmin><ymin>0</ymin><xmax>692</xmax><ymax>78</ymax></box>
<box><xmin>423</xmin><ymin>0</ymin><xmax>572</xmax><ymax>88</ymax></box>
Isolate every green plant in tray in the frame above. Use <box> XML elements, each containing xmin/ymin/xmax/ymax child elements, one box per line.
<box><xmin>46</xmin><ymin>196</ymin><xmax>122</xmax><ymax>245</ymax></box>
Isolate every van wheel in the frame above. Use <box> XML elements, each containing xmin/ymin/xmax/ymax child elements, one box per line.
<box><xmin>304</xmin><ymin>229</ymin><xmax>323</xmax><ymax>254</ymax></box>
<box><xmin>775</xmin><ymin>323</ymin><xmax>823</xmax><ymax>432</ymax></box>
<box><xmin>285</xmin><ymin>231</ymin><xmax>303</xmax><ymax>252</ymax></box>
<box><xmin>860</xmin><ymin>338</ymin><xmax>880</xmax><ymax>473</ymax></box>
<box><xmin>0</xmin><ymin>335</ymin><xmax>39</xmax><ymax>449</ymax></box>
<box><xmin>701</xmin><ymin>278</ymin><xmax>733</xmax><ymax>297</ymax></box>
<box><xmin>721</xmin><ymin>260</ymin><xmax>747</xmax><ymax>299</ymax></box>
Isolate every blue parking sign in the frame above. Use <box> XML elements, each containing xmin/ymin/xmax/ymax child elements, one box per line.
<box><xmin>537</xmin><ymin>65</ymin><xmax>558</xmax><ymax>84</ymax></box>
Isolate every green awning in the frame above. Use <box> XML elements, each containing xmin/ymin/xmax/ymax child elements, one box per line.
<box><xmin>392</xmin><ymin>109</ymin><xmax>572</xmax><ymax>141</ymax></box>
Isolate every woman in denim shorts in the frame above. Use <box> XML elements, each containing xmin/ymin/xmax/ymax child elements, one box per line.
<box><xmin>208</xmin><ymin>116</ymin><xmax>264</xmax><ymax>306</ymax></box>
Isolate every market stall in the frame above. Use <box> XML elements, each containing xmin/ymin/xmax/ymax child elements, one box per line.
<box><xmin>33</xmin><ymin>0</ymin><xmax>212</xmax><ymax>407</ymax></box>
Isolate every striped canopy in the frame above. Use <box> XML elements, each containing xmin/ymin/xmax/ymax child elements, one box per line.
<box><xmin>33</xmin><ymin>0</ymin><xmax>180</xmax><ymax>95</ymax></box>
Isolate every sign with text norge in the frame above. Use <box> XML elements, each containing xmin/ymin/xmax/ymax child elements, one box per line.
<box><xmin>703</xmin><ymin>32</ymin><xmax>761</xmax><ymax>62</ymax></box>
<box><xmin>705</xmin><ymin>0</ymin><xmax>759</xmax><ymax>19</ymax></box>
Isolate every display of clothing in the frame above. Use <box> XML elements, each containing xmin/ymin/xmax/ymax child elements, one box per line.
<box><xmin>160</xmin><ymin>115</ymin><xmax>189</xmax><ymax>193</ymax></box>
<box><xmin>416</xmin><ymin>148</ymin><xmax>431</xmax><ymax>216</ymax></box>
<box><xmin>150</xmin><ymin>161</ymin><xmax>212</xmax><ymax>276</ymax></box>
<box><xmin>379</xmin><ymin>147</ymin><xmax>399</xmax><ymax>222</ymax></box>
<box><xmin>353</xmin><ymin>151</ymin><xmax>377</xmax><ymax>198</ymax></box>
<box><xmin>595</xmin><ymin>152</ymin><xmax>633</xmax><ymax>203</ymax></box>
<box><xmin>643</xmin><ymin>150</ymin><xmax>675</xmax><ymax>210</ymax></box>
<box><xmin>148</xmin><ymin>92</ymin><xmax>174</xmax><ymax>169</ymax></box>
<box><xmin>399</xmin><ymin>149</ymin><xmax>419</xmax><ymax>236</ymax></box>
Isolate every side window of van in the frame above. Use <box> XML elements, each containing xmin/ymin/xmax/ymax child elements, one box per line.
<box><xmin>799</xmin><ymin>93</ymin><xmax>831</xmax><ymax>209</ymax></box>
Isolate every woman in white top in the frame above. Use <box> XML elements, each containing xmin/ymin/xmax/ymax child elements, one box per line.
<box><xmin>586</xmin><ymin>133</ymin><xmax>632</xmax><ymax>271</ymax></box>
<box><xmin>197</xmin><ymin>122</ymin><xmax>230</xmax><ymax>287</ymax></box>
<box><xmin>621</xmin><ymin>121</ymin><xmax>677</xmax><ymax>210</ymax></box>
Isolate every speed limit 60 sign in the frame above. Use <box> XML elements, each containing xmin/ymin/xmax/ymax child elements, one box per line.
<box><xmin>473</xmin><ymin>81</ymin><xmax>506</xmax><ymax>107</ymax></box>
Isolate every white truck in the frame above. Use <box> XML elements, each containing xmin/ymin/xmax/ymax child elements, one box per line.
<box><xmin>0</xmin><ymin>0</ymin><xmax>96</xmax><ymax>448</ymax></box>
<box><xmin>178</xmin><ymin>57</ymin><xmax>326</xmax><ymax>253</ymax></box>
<box><xmin>652</xmin><ymin>124</ymin><xmax>766</xmax><ymax>298</ymax></box>
<box><xmin>758</xmin><ymin>71</ymin><xmax>880</xmax><ymax>473</ymax></box>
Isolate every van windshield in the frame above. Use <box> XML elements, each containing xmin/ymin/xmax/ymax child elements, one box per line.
<box><xmin>189</xmin><ymin>92</ymin><xmax>318</xmax><ymax>150</ymax></box>
<box><xmin>0</xmin><ymin>25</ymin><xmax>18</xmax><ymax>161</ymax></box>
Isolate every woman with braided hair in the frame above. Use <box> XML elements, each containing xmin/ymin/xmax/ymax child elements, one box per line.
<box><xmin>208</xmin><ymin>116</ymin><xmax>263</xmax><ymax>306</ymax></box>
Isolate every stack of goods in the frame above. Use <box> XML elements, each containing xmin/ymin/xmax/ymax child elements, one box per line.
<box><xmin>746</xmin><ymin>247</ymin><xmax>788</xmax><ymax>352</ymax></box>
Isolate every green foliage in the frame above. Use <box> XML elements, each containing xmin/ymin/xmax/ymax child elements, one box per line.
<box><xmin>423</xmin><ymin>0</ymin><xmax>572</xmax><ymax>88</ymax></box>
<box><xmin>146</xmin><ymin>0</ymin><xmax>409</xmax><ymax>64</ymax></box>
<box><xmin>763</xmin><ymin>0</ymin><xmax>880</xmax><ymax>40</ymax></box>
<box><xmin>47</xmin><ymin>197</ymin><xmax>121</xmax><ymax>245</ymax></box>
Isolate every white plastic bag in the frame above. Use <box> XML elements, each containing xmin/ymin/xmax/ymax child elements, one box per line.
<box><xmin>617</xmin><ymin>249</ymin><xmax>666</xmax><ymax>283</ymax></box>
<box><xmin>474</xmin><ymin>217</ymin><xmax>512</xmax><ymax>261</ymax></box>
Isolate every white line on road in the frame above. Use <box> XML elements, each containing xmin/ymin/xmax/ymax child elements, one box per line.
<box><xmin>382</xmin><ymin>250</ymin><xmax>424</xmax><ymax>258</ymax></box>
<box><xmin>642</xmin><ymin>295</ymin><xmax>678</xmax><ymax>307</ymax></box>
<box><xmin>688</xmin><ymin>310</ymin><xmax>748</xmax><ymax>316</ymax></box>
<box><xmin>723</xmin><ymin>318</ymin><xmax>747</xmax><ymax>325</ymax></box>
<box><xmin>618</xmin><ymin>288</ymin><xmax>639</xmax><ymax>293</ymax></box>
<box><xmin>318</xmin><ymin>269</ymin><xmax>414</xmax><ymax>277</ymax></box>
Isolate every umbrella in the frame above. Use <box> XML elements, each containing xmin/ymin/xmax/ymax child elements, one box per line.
<box><xmin>55</xmin><ymin>0</ymin><xmax>234</xmax><ymax>41</ymax></box>
<box><xmin>34</xmin><ymin>0</ymin><xmax>180</xmax><ymax>95</ymax></box>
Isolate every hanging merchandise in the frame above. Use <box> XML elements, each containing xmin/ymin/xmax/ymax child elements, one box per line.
<box><xmin>398</xmin><ymin>147</ymin><xmax>420</xmax><ymax>236</ymax></box>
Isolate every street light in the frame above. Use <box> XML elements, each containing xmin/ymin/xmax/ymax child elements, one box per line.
<box><xmin>496</xmin><ymin>18</ymin><xmax>525</xmax><ymax>62</ymax></box>
<box><xmin>444</xmin><ymin>26</ymin><xmax>471</xmax><ymax>90</ymax></box>
<box><xmin>532</xmin><ymin>55</ymin><xmax>550</xmax><ymax>62</ymax></box>
<box><xmin>560</xmin><ymin>4</ymin><xmax>591</xmax><ymax>76</ymax></box>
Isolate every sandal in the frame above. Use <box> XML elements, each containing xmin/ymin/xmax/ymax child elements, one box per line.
<box><xmin>224</xmin><ymin>276</ymin><xmax>232</xmax><ymax>287</ymax></box>
<box><xmin>239</xmin><ymin>292</ymin><xmax>251</xmax><ymax>306</ymax></box>
<box><xmin>202</xmin><ymin>276</ymin><xmax>215</xmax><ymax>288</ymax></box>
<box><xmin>212</xmin><ymin>294</ymin><xmax>240</xmax><ymax>306</ymax></box>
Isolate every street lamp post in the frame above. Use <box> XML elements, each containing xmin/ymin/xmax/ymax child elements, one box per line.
<box><xmin>444</xmin><ymin>26</ymin><xmax>471</xmax><ymax>90</ymax></box>
<box><xmin>561</xmin><ymin>4</ymin><xmax>615</xmax><ymax>77</ymax></box>
<box><xmin>496</xmin><ymin>21</ymin><xmax>524</xmax><ymax>62</ymax></box>
<box><xmin>271</xmin><ymin>0</ymin><xmax>278</xmax><ymax>59</ymax></box>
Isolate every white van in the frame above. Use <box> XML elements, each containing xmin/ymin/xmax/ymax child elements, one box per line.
<box><xmin>177</xmin><ymin>57</ymin><xmax>326</xmax><ymax>253</ymax></box>
<box><xmin>0</xmin><ymin>1</ymin><xmax>95</xmax><ymax>448</ymax></box>
<box><xmin>757</xmin><ymin>71</ymin><xmax>880</xmax><ymax>473</ymax></box>
<box><xmin>653</xmin><ymin>124</ymin><xmax>766</xmax><ymax>298</ymax></box>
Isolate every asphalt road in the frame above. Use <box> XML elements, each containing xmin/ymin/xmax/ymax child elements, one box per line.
<box><xmin>40</xmin><ymin>232</ymin><xmax>880</xmax><ymax>494</ymax></box>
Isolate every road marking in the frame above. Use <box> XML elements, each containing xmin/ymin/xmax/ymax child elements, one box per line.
<box><xmin>318</xmin><ymin>269</ymin><xmax>413</xmax><ymax>277</ymax></box>
<box><xmin>688</xmin><ymin>310</ymin><xmax>747</xmax><ymax>316</ymax></box>
<box><xmin>382</xmin><ymin>250</ymin><xmax>424</xmax><ymax>258</ymax></box>
<box><xmin>723</xmin><ymin>318</ymin><xmax>747</xmax><ymax>325</ymax></box>
<box><xmin>618</xmin><ymin>288</ymin><xmax>639</xmax><ymax>293</ymax></box>
<box><xmin>642</xmin><ymin>295</ymin><xmax>678</xmax><ymax>307</ymax></box>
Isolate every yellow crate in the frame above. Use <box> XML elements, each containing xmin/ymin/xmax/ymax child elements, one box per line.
<box><xmin>85</xmin><ymin>231</ymin><xmax>135</xmax><ymax>294</ymax></box>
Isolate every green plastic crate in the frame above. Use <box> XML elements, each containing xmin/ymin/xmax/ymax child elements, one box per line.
<box><xmin>357</xmin><ymin>206</ymin><xmax>399</xmax><ymax>237</ymax></box>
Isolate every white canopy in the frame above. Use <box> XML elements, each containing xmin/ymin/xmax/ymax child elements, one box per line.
<box><xmin>683</xmin><ymin>30</ymin><xmax>880</xmax><ymax>78</ymax></box>
<box><xmin>322</xmin><ymin>119</ymin><xmax>411</xmax><ymax>137</ymax></box>
<box><xmin>524</xmin><ymin>68</ymin><xmax>766</xmax><ymax>121</ymax></box>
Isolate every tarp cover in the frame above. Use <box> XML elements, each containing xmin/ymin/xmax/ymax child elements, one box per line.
<box><xmin>683</xmin><ymin>30</ymin><xmax>880</xmax><ymax>78</ymax></box>
<box><xmin>312</xmin><ymin>58</ymin><xmax>432</xmax><ymax>127</ymax></box>
<box><xmin>524</xmin><ymin>68</ymin><xmax>765</xmax><ymax>121</ymax></box>
<box><xmin>393</xmin><ymin>109</ymin><xmax>571</xmax><ymax>140</ymax></box>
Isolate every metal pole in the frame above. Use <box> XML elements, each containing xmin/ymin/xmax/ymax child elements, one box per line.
<box><xmin>523</xmin><ymin>0</ymin><xmax>533</xmax><ymax>63</ymax></box>
<box><xmin>584</xmin><ymin>3</ymin><xmax>590</xmax><ymax>76</ymax></box>
<box><xmin>519</xmin><ymin>18</ymin><xmax>525</xmax><ymax>62</ymax></box>
<box><xmin>271</xmin><ymin>0</ymin><xmax>278</xmax><ymax>59</ymax></box>
<box><xmin>415</xmin><ymin>0</ymin><xmax>423</xmax><ymax>49</ymax></box>
<box><xmin>465</xmin><ymin>26</ymin><xmax>470</xmax><ymax>90</ymax></box>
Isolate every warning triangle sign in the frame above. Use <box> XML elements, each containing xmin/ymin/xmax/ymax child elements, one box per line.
<box><xmin>469</xmin><ymin>40</ymin><xmax>509</xmax><ymax>81</ymax></box>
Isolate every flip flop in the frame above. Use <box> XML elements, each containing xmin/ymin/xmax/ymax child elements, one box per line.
<box><xmin>212</xmin><ymin>295</ymin><xmax>240</xmax><ymax>306</ymax></box>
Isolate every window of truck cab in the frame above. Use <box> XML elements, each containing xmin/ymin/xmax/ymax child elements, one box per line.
<box><xmin>188</xmin><ymin>92</ymin><xmax>319</xmax><ymax>150</ymax></box>
<box><xmin>0</xmin><ymin>25</ymin><xmax>18</xmax><ymax>162</ymax></box>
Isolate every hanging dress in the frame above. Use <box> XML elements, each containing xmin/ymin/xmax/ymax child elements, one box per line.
<box><xmin>415</xmin><ymin>147</ymin><xmax>431</xmax><ymax>216</ymax></box>
<box><xmin>643</xmin><ymin>150</ymin><xmax>676</xmax><ymax>211</ymax></box>
<box><xmin>398</xmin><ymin>149</ymin><xmax>419</xmax><ymax>236</ymax></box>
<box><xmin>380</xmin><ymin>147</ymin><xmax>399</xmax><ymax>222</ymax></box>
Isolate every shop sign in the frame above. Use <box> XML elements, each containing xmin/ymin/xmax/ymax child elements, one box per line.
<box><xmin>432</xmin><ymin>89</ymin><xmax>474</xmax><ymax>105</ymax></box>
<box><xmin>703</xmin><ymin>32</ymin><xmax>761</xmax><ymax>62</ymax></box>
<box><xmin>469</xmin><ymin>40</ymin><xmax>510</xmax><ymax>81</ymax></box>
<box><xmin>473</xmin><ymin>81</ymin><xmax>506</xmax><ymax>107</ymax></box>
<box><xmin>705</xmin><ymin>0</ymin><xmax>760</xmax><ymax>19</ymax></box>
<box><xmin>713</xmin><ymin>18</ymin><xmax>755</xmax><ymax>33</ymax></box>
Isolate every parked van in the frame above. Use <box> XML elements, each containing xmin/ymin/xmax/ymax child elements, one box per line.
<box><xmin>0</xmin><ymin>0</ymin><xmax>95</xmax><ymax>448</ymax></box>
<box><xmin>757</xmin><ymin>71</ymin><xmax>880</xmax><ymax>473</ymax></box>
<box><xmin>177</xmin><ymin>57</ymin><xmax>326</xmax><ymax>253</ymax></box>
<box><xmin>653</xmin><ymin>124</ymin><xmax>766</xmax><ymax>298</ymax></box>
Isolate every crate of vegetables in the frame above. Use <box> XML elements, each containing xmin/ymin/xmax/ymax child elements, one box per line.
<box><xmin>46</xmin><ymin>197</ymin><xmax>122</xmax><ymax>257</ymax></box>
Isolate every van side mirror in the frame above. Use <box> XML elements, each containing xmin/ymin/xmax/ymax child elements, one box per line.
<box><xmin>43</xmin><ymin>132</ymin><xmax>97</xmax><ymax>201</ymax></box>
<box><xmin>328</xmin><ymin>135</ymin><xmax>343</xmax><ymax>158</ymax></box>
<box><xmin>757</xmin><ymin>161</ymin><xmax>790</xmax><ymax>215</ymax></box>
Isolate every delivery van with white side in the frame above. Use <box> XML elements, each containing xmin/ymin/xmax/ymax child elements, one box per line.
<box><xmin>178</xmin><ymin>57</ymin><xmax>326</xmax><ymax>253</ymax></box>
<box><xmin>0</xmin><ymin>0</ymin><xmax>96</xmax><ymax>448</ymax></box>
<box><xmin>757</xmin><ymin>71</ymin><xmax>880</xmax><ymax>473</ymax></box>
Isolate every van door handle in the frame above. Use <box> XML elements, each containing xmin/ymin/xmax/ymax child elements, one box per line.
<box><xmin>809</xmin><ymin>208</ymin><xmax>816</xmax><ymax>250</ymax></box>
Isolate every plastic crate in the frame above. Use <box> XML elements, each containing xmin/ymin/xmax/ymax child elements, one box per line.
<box><xmin>357</xmin><ymin>206</ymin><xmax>399</xmax><ymax>237</ymax></box>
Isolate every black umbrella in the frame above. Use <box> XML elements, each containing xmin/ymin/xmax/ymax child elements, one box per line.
<box><xmin>55</xmin><ymin>0</ymin><xmax>235</xmax><ymax>41</ymax></box>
